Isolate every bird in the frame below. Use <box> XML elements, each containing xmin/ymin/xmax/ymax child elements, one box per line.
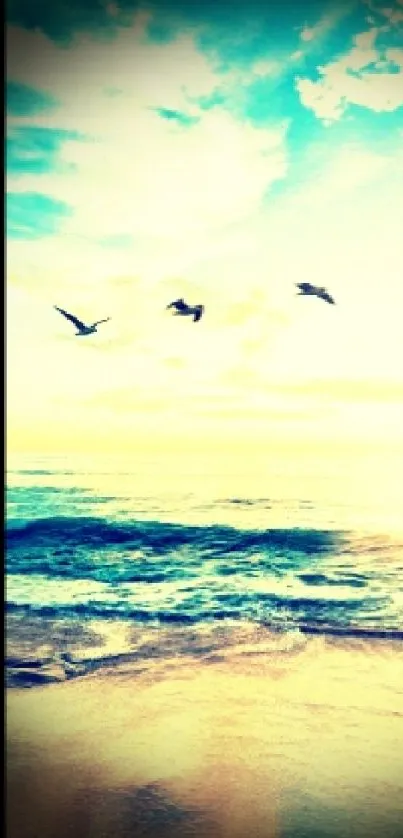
<box><xmin>295</xmin><ymin>283</ymin><xmax>335</xmax><ymax>305</ymax></box>
<box><xmin>166</xmin><ymin>298</ymin><xmax>205</xmax><ymax>322</ymax></box>
<box><xmin>54</xmin><ymin>306</ymin><xmax>111</xmax><ymax>335</ymax></box>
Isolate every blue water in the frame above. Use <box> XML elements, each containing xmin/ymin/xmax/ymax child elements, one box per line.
<box><xmin>6</xmin><ymin>452</ymin><xmax>403</xmax><ymax>635</ymax></box>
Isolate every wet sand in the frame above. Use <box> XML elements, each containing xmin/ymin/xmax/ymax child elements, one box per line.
<box><xmin>6</xmin><ymin>629</ymin><xmax>403</xmax><ymax>838</ymax></box>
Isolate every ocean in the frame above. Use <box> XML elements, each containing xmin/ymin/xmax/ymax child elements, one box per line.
<box><xmin>6</xmin><ymin>448</ymin><xmax>403</xmax><ymax>838</ymax></box>
<box><xmin>6</xmin><ymin>448</ymin><xmax>403</xmax><ymax>652</ymax></box>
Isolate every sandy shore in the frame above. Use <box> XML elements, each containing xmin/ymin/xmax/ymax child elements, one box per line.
<box><xmin>6</xmin><ymin>632</ymin><xmax>403</xmax><ymax>838</ymax></box>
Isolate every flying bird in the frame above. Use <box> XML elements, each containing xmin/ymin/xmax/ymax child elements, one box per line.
<box><xmin>296</xmin><ymin>283</ymin><xmax>335</xmax><ymax>305</ymax></box>
<box><xmin>166</xmin><ymin>298</ymin><xmax>205</xmax><ymax>322</ymax></box>
<box><xmin>54</xmin><ymin>306</ymin><xmax>111</xmax><ymax>335</ymax></box>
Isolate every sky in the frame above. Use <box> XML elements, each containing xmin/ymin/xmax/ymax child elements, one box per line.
<box><xmin>6</xmin><ymin>0</ymin><xmax>403</xmax><ymax>456</ymax></box>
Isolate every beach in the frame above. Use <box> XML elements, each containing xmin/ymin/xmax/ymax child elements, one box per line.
<box><xmin>6</xmin><ymin>619</ymin><xmax>403</xmax><ymax>838</ymax></box>
<box><xmin>6</xmin><ymin>0</ymin><xmax>403</xmax><ymax>833</ymax></box>
<box><xmin>6</xmin><ymin>452</ymin><xmax>403</xmax><ymax>837</ymax></box>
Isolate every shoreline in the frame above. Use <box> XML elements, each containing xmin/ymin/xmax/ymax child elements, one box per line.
<box><xmin>5</xmin><ymin>611</ymin><xmax>403</xmax><ymax>689</ymax></box>
<box><xmin>7</xmin><ymin>629</ymin><xmax>403</xmax><ymax>838</ymax></box>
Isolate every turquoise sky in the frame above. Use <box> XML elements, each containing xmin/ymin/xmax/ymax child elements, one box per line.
<box><xmin>6</xmin><ymin>0</ymin><xmax>403</xmax><ymax>454</ymax></box>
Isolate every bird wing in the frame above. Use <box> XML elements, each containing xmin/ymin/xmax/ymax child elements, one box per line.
<box><xmin>296</xmin><ymin>282</ymin><xmax>313</xmax><ymax>292</ymax></box>
<box><xmin>93</xmin><ymin>317</ymin><xmax>111</xmax><ymax>326</ymax></box>
<box><xmin>193</xmin><ymin>305</ymin><xmax>204</xmax><ymax>322</ymax></box>
<box><xmin>54</xmin><ymin>306</ymin><xmax>87</xmax><ymax>329</ymax></box>
<box><xmin>318</xmin><ymin>290</ymin><xmax>335</xmax><ymax>304</ymax></box>
<box><xmin>167</xmin><ymin>298</ymin><xmax>186</xmax><ymax>310</ymax></box>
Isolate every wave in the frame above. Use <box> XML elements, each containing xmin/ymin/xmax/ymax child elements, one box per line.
<box><xmin>7</xmin><ymin>514</ymin><xmax>343</xmax><ymax>551</ymax></box>
<box><xmin>6</xmin><ymin>515</ymin><xmax>345</xmax><ymax>582</ymax></box>
<box><xmin>5</xmin><ymin>563</ymin><xmax>389</xmax><ymax>630</ymax></box>
<box><xmin>6</xmin><ymin>515</ymin><xmax>401</xmax><ymax>633</ymax></box>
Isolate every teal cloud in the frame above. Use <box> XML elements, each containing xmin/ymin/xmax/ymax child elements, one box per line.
<box><xmin>7</xmin><ymin>126</ymin><xmax>82</xmax><ymax>176</ymax></box>
<box><xmin>7</xmin><ymin>192</ymin><xmax>72</xmax><ymax>239</ymax></box>
<box><xmin>153</xmin><ymin>107</ymin><xmax>199</xmax><ymax>126</ymax></box>
<box><xmin>7</xmin><ymin>0</ymin><xmax>402</xmax><ymax>221</ymax></box>
<box><xmin>8</xmin><ymin>0</ymin><xmax>400</xmax><ymax>93</ymax></box>
<box><xmin>6</xmin><ymin>0</ymin><xmax>136</xmax><ymax>43</ymax></box>
<box><xmin>144</xmin><ymin>0</ymin><xmax>355</xmax><ymax>69</ymax></box>
<box><xmin>7</xmin><ymin>0</ymin><xmax>355</xmax><ymax>52</ymax></box>
<box><xmin>7</xmin><ymin>81</ymin><xmax>58</xmax><ymax>116</ymax></box>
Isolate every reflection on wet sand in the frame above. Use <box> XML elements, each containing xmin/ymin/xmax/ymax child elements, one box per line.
<box><xmin>6</xmin><ymin>634</ymin><xmax>403</xmax><ymax>838</ymax></box>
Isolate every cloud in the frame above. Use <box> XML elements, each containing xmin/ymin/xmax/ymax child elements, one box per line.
<box><xmin>148</xmin><ymin>0</ymin><xmax>351</xmax><ymax>74</ymax></box>
<box><xmin>6</xmin><ymin>16</ymin><xmax>219</xmax><ymax>122</ymax></box>
<box><xmin>7</xmin><ymin>0</ymin><xmax>132</xmax><ymax>43</ymax></box>
<box><xmin>7</xmin><ymin>0</ymin><xmax>347</xmax><ymax>69</ymax></box>
<box><xmin>6</xmin><ymin>19</ymin><xmax>288</xmax><ymax>243</ymax></box>
<box><xmin>6</xmin><ymin>191</ymin><xmax>72</xmax><ymax>239</ymax></box>
<box><xmin>7</xmin><ymin>125</ymin><xmax>82</xmax><ymax>177</ymax></box>
<box><xmin>6</xmin><ymin>80</ymin><xmax>58</xmax><ymax>116</ymax></box>
<box><xmin>5</xmin><ymin>3</ymin><xmax>403</xmax><ymax>453</ymax></box>
<box><xmin>364</xmin><ymin>0</ymin><xmax>403</xmax><ymax>26</ymax></box>
<box><xmin>7</xmin><ymin>107</ymin><xmax>287</xmax><ymax>243</ymax></box>
<box><xmin>152</xmin><ymin>106</ymin><xmax>200</xmax><ymax>126</ymax></box>
<box><xmin>298</xmin><ymin>1</ymin><xmax>354</xmax><ymax>44</ymax></box>
<box><xmin>295</xmin><ymin>18</ymin><xmax>403</xmax><ymax>121</ymax></box>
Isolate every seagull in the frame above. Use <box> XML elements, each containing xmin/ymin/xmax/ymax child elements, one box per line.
<box><xmin>166</xmin><ymin>298</ymin><xmax>205</xmax><ymax>322</ymax></box>
<box><xmin>296</xmin><ymin>283</ymin><xmax>335</xmax><ymax>305</ymax></box>
<box><xmin>54</xmin><ymin>306</ymin><xmax>111</xmax><ymax>335</ymax></box>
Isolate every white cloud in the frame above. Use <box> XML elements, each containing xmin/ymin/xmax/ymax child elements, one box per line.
<box><xmin>303</xmin><ymin>144</ymin><xmax>390</xmax><ymax>193</ymax></box>
<box><xmin>363</xmin><ymin>0</ymin><xmax>403</xmax><ymax>26</ymax></box>
<box><xmin>11</xmin><ymin>109</ymin><xmax>286</xmax><ymax>241</ymax></box>
<box><xmin>299</xmin><ymin>2</ymin><xmax>355</xmax><ymax>44</ymax></box>
<box><xmin>296</xmin><ymin>23</ymin><xmax>403</xmax><ymax>120</ymax></box>
<box><xmin>386</xmin><ymin>47</ymin><xmax>403</xmax><ymax>68</ymax></box>
<box><xmin>251</xmin><ymin>59</ymin><xmax>280</xmax><ymax>77</ymax></box>
<box><xmin>7</xmin><ymin>13</ymin><xmax>216</xmax><ymax>121</ymax></box>
<box><xmin>6</xmin><ymin>13</ymin><xmax>403</xmax><ymax>450</ymax></box>
<box><xmin>300</xmin><ymin>27</ymin><xmax>315</xmax><ymax>42</ymax></box>
<box><xmin>7</xmin><ymin>135</ymin><xmax>403</xmax><ymax>402</ymax></box>
<box><xmin>7</xmin><ymin>18</ymin><xmax>288</xmax><ymax>246</ymax></box>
